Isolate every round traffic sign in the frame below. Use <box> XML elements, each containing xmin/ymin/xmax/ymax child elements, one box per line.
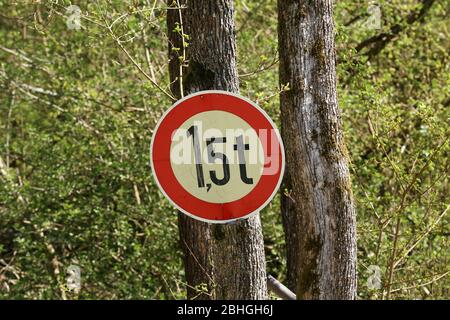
<box><xmin>150</xmin><ymin>90</ymin><xmax>285</xmax><ymax>223</ymax></box>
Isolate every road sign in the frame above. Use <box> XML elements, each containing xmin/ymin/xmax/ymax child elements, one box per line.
<box><xmin>150</xmin><ymin>90</ymin><xmax>285</xmax><ymax>223</ymax></box>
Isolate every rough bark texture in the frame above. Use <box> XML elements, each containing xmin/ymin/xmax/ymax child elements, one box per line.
<box><xmin>280</xmin><ymin>168</ymin><xmax>300</xmax><ymax>292</ymax></box>
<box><xmin>167</xmin><ymin>0</ymin><xmax>267</xmax><ymax>300</ymax></box>
<box><xmin>278</xmin><ymin>0</ymin><xmax>357</xmax><ymax>299</ymax></box>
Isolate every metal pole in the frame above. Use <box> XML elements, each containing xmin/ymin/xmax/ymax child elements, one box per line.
<box><xmin>267</xmin><ymin>274</ymin><xmax>296</xmax><ymax>300</ymax></box>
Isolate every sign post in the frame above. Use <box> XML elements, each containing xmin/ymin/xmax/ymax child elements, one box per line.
<box><xmin>151</xmin><ymin>90</ymin><xmax>284</xmax><ymax>223</ymax></box>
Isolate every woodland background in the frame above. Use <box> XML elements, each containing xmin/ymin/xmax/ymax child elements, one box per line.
<box><xmin>0</xmin><ymin>0</ymin><xmax>448</xmax><ymax>299</ymax></box>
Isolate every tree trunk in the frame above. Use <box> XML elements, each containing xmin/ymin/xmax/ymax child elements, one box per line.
<box><xmin>167</xmin><ymin>0</ymin><xmax>267</xmax><ymax>300</ymax></box>
<box><xmin>277</xmin><ymin>0</ymin><xmax>357</xmax><ymax>299</ymax></box>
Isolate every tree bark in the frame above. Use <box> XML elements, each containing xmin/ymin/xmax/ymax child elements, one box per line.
<box><xmin>167</xmin><ymin>0</ymin><xmax>267</xmax><ymax>300</ymax></box>
<box><xmin>277</xmin><ymin>0</ymin><xmax>357</xmax><ymax>299</ymax></box>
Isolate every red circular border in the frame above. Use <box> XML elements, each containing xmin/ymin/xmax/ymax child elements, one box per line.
<box><xmin>151</xmin><ymin>92</ymin><xmax>283</xmax><ymax>221</ymax></box>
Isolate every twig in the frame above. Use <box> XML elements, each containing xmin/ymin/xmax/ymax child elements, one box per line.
<box><xmin>105</xmin><ymin>21</ymin><xmax>176</xmax><ymax>101</ymax></box>
<box><xmin>141</xmin><ymin>28</ymin><xmax>157</xmax><ymax>83</ymax></box>
<box><xmin>239</xmin><ymin>56</ymin><xmax>279</xmax><ymax>79</ymax></box>
<box><xmin>355</xmin><ymin>0</ymin><xmax>435</xmax><ymax>58</ymax></box>
<box><xmin>390</xmin><ymin>271</ymin><xmax>449</xmax><ymax>294</ymax></box>
<box><xmin>394</xmin><ymin>205</ymin><xmax>448</xmax><ymax>269</ymax></box>
<box><xmin>385</xmin><ymin>136</ymin><xmax>448</xmax><ymax>299</ymax></box>
<box><xmin>175</xmin><ymin>0</ymin><xmax>186</xmax><ymax>98</ymax></box>
<box><xmin>5</xmin><ymin>90</ymin><xmax>15</xmax><ymax>168</ymax></box>
<box><xmin>181</xmin><ymin>238</ymin><xmax>215</xmax><ymax>284</ymax></box>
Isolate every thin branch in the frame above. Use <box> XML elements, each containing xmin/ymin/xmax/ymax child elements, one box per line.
<box><xmin>0</xmin><ymin>45</ymin><xmax>32</xmax><ymax>63</ymax></box>
<box><xmin>384</xmin><ymin>135</ymin><xmax>448</xmax><ymax>299</ymax></box>
<box><xmin>5</xmin><ymin>90</ymin><xmax>15</xmax><ymax>168</ymax></box>
<box><xmin>390</xmin><ymin>271</ymin><xmax>449</xmax><ymax>294</ymax></box>
<box><xmin>394</xmin><ymin>205</ymin><xmax>448</xmax><ymax>269</ymax></box>
<box><xmin>181</xmin><ymin>238</ymin><xmax>215</xmax><ymax>285</ymax></box>
<box><xmin>105</xmin><ymin>22</ymin><xmax>176</xmax><ymax>101</ymax></box>
<box><xmin>356</xmin><ymin>0</ymin><xmax>435</xmax><ymax>59</ymax></box>
<box><xmin>176</xmin><ymin>0</ymin><xmax>186</xmax><ymax>98</ymax></box>
<box><xmin>239</xmin><ymin>55</ymin><xmax>279</xmax><ymax>79</ymax></box>
<box><xmin>51</xmin><ymin>5</ymin><xmax>175</xmax><ymax>100</ymax></box>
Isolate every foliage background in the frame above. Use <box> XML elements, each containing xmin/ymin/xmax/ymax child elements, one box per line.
<box><xmin>0</xmin><ymin>0</ymin><xmax>448</xmax><ymax>299</ymax></box>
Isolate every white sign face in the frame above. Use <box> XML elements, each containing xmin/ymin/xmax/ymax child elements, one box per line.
<box><xmin>170</xmin><ymin>110</ymin><xmax>265</xmax><ymax>203</ymax></box>
<box><xmin>151</xmin><ymin>90</ymin><xmax>285</xmax><ymax>223</ymax></box>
